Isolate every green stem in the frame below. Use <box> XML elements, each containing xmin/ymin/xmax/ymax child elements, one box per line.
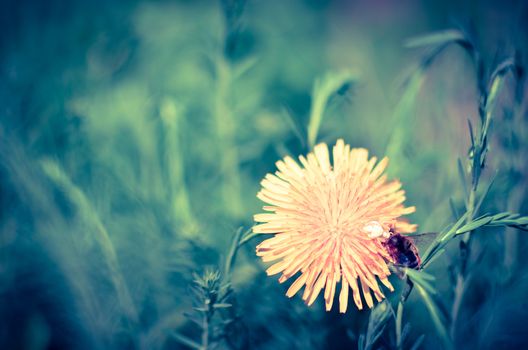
<box><xmin>224</xmin><ymin>227</ymin><xmax>245</xmax><ymax>278</ymax></box>
<box><xmin>238</xmin><ymin>228</ymin><xmax>261</xmax><ymax>247</ymax></box>
<box><xmin>450</xmin><ymin>71</ymin><xmax>507</xmax><ymax>340</ymax></box>
<box><xmin>201</xmin><ymin>311</ymin><xmax>209</xmax><ymax>350</ymax></box>
<box><xmin>396</xmin><ymin>279</ymin><xmax>414</xmax><ymax>350</ymax></box>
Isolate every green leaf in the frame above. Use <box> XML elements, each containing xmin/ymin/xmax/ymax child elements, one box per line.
<box><xmin>439</xmin><ymin>213</ymin><xmax>469</xmax><ymax>243</ymax></box>
<box><xmin>363</xmin><ymin>301</ymin><xmax>391</xmax><ymax>350</ymax></box>
<box><xmin>410</xmin><ymin>334</ymin><xmax>426</xmax><ymax>350</ymax></box>
<box><xmin>404</xmin><ymin>29</ymin><xmax>466</xmax><ymax>48</ymax></box>
<box><xmin>307</xmin><ymin>70</ymin><xmax>358</xmax><ymax>148</ymax></box>
<box><xmin>422</xmin><ymin>248</ymin><xmax>445</xmax><ymax>268</ymax></box>
<box><xmin>232</xmin><ymin>55</ymin><xmax>258</xmax><ymax>80</ymax></box>
<box><xmin>396</xmin><ymin>302</ymin><xmax>403</xmax><ymax>346</ymax></box>
<box><xmin>280</xmin><ymin>107</ymin><xmax>306</xmax><ymax>148</ymax></box>
<box><xmin>457</xmin><ymin>158</ymin><xmax>469</xmax><ymax>206</ymax></box>
<box><xmin>414</xmin><ymin>283</ymin><xmax>453</xmax><ymax>350</ymax></box>
<box><xmin>406</xmin><ymin>269</ymin><xmax>437</xmax><ymax>295</ymax></box>
<box><xmin>488</xmin><ymin>58</ymin><xmax>516</xmax><ymax>91</ymax></box>
<box><xmin>455</xmin><ymin>212</ymin><xmax>528</xmax><ymax>235</ymax></box>
<box><xmin>171</xmin><ymin>332</ymin><xmax>202</xmax><ymax>350</ymax></box>
<box><xmin>212</xmin><ymin>303</ymin><xmax>232</xmax><ymax>309</ymax></box>
<box><xmin>385</xmin><ymin>72</ymin><xmax>425</xmax><ymax>162</ymax></box>
<box><xmin>474</xmin><ymin>170</ymin><xmax>498</xmax><ymax>214</ymax></box>
<box><xmin>183</xmin><ymin>312</ymin><xmax>203</xmax><ymax>328</ymax></box>
<box><xmin>456</xmin><ymin>216</ymin><xmax>493</xmax><ymax>234</ymax></box>
<box><xmin>358</xmin><ymin>334</ymin><xmax>365</xmax><ymax>350</ymax></box>
<box><xmin>449</xmin><ymin>198</ymin><xmax>460</xmax><ymax>220</ymax></box>
<box><xmin>491</xmin><ymin>212</ymin><xmax>513</xmax><ymax>220</ymax></box>
<box><xmin>421</xmin><ymin>213</ymin><xmax>468</xmax><ymax>267</ymax></box>
<box><xmin>467</xmin><ymin>118</ymin><xmax>475</xmax><ymax>150</ymax></box>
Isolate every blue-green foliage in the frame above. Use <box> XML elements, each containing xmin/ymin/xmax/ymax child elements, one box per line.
<box><xmin>1</xmin><ymin>0</ymin><xmax>527</xmax><ymax>349</ymax></box>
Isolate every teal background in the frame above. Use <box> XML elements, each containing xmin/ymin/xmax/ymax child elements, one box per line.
<box><xmin>1</xmin><ymin>0</ymin><xmax>527</xmax><ymax>349</ymax></box>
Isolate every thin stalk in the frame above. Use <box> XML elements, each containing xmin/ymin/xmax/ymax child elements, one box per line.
<box><xmin>396</xmin><ymin>279</ymin><xmax>414</xmax><ymax>350</ymax></box>
<box><xmin>501</xmin><ymin>77</ymin><xmax>527</xmax><ymax>282</ymax></box>
<box><xmin>201</xmin><ymin>227</ymin><xmax>245</xmax><ymax>350</ymax></box>
<box><xmin>238</xmin><ymin>227</ymin><xmax>260</xmax><ymax>246</ymax></box>
<box><xmin>450</xmin><ymin>72</ymin><xmax>508</xmax><ymax>339</ymax></box>
<box><xmin>450</xmin><ymin>191</ymin><xmax>476</xmax><ymax>338</ymax></box>
<box><xmin>224</xmin><ymin>226</ymin><xmax>245</xmax><ymax>278</ymax></box>
<box><xmin>502</xmin><ymin>174</ymin><xmax>525</xmax><ymax>281</ymax></box>
<box><xmin>201</xmin><ymin>310</ymin><xmax>210</xmax><ymax>350</ymax></box>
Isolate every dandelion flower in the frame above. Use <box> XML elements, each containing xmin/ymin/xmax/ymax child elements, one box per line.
<box><xmin>254</xmin><ymin>139</ymin><xmax>416</xmax><ymax>312</ymax></box>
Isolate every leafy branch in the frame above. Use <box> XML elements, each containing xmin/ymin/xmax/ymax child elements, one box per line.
<box><xmin>172</xmin><ymin>270</ymin><xmax>234</xmax><ymax>350</ymax></box>
<box><xmin>448</xmin><ymin>52</ymin><xmax>516</xmax><ymax>342</ymax></box>
<box><xmin>456</xmin><ymin>212</ymin><xmax>528</xmax><ymax>234</ymax></box>
<box><xmin>386</xmin><ymin>27</ymin><xmax>523</xmax><ymax>349</ymax></box>
<box><xmin>172</xmin><ymin>228</ymin><xmax>248</xmax><ymax>350</ymax></box>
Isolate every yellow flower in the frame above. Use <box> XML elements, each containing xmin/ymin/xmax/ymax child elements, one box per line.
<box><xmin>254</xmin><ymin>139</ymin><xmax>416</xmax><ymax>312</ymax></box>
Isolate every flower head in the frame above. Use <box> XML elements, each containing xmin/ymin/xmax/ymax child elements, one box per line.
<box><xmin>254</xmin><ymin>139</ymin><xmax>416</xmax><ymax>312</ymax></box>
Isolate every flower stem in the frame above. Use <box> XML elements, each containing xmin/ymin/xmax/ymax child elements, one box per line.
<box><xmin>396</xmin><ymin>278</ymin><xmax>414</xmax><ymax>350</ymax></box>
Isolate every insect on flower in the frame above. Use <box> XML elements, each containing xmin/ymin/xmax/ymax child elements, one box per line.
<box><xmin>382</xmin><ymin>226</ymin><xmax>422</xmax><ymax>270</ymax></box>
<box><xmin>253</xmin><ymin>139</ymin><xmax>417</xmax><ymax>312</ymax></box>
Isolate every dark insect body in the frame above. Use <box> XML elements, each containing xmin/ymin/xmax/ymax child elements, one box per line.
<box><xmin>382</xmin><ymin>229</ymin><xmax>422</xmax><ymax>269</ymax></box>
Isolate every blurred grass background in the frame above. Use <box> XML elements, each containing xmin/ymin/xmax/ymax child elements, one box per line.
<box><xmin>0</xmin><ymin>0</ymin><xmax>527</xmax><ymax>349</ymax></box>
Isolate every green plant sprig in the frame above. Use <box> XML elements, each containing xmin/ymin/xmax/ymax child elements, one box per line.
<box><xmin>173</xmin><ymin>227</ymin><xmax>247</xmax><ymax>350</ymax></box>
<box><xmin>172</xmin><ymin>269</ymin><xmax>233</xmax><ymax>350</ymax></box>
<box><xmin>383</xmin><ymin>28</ymin><xmax>522</xmax><ymax>350</ymax></box>
<box><xmin>307</xmin><ymin>71</ymin><xmax>358</xmax><ymax>149</ymax></box>
<box><xmin>448</xmin><ymin>55</ymin><xmax>517</xmax><ymax>341</ymax></box>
